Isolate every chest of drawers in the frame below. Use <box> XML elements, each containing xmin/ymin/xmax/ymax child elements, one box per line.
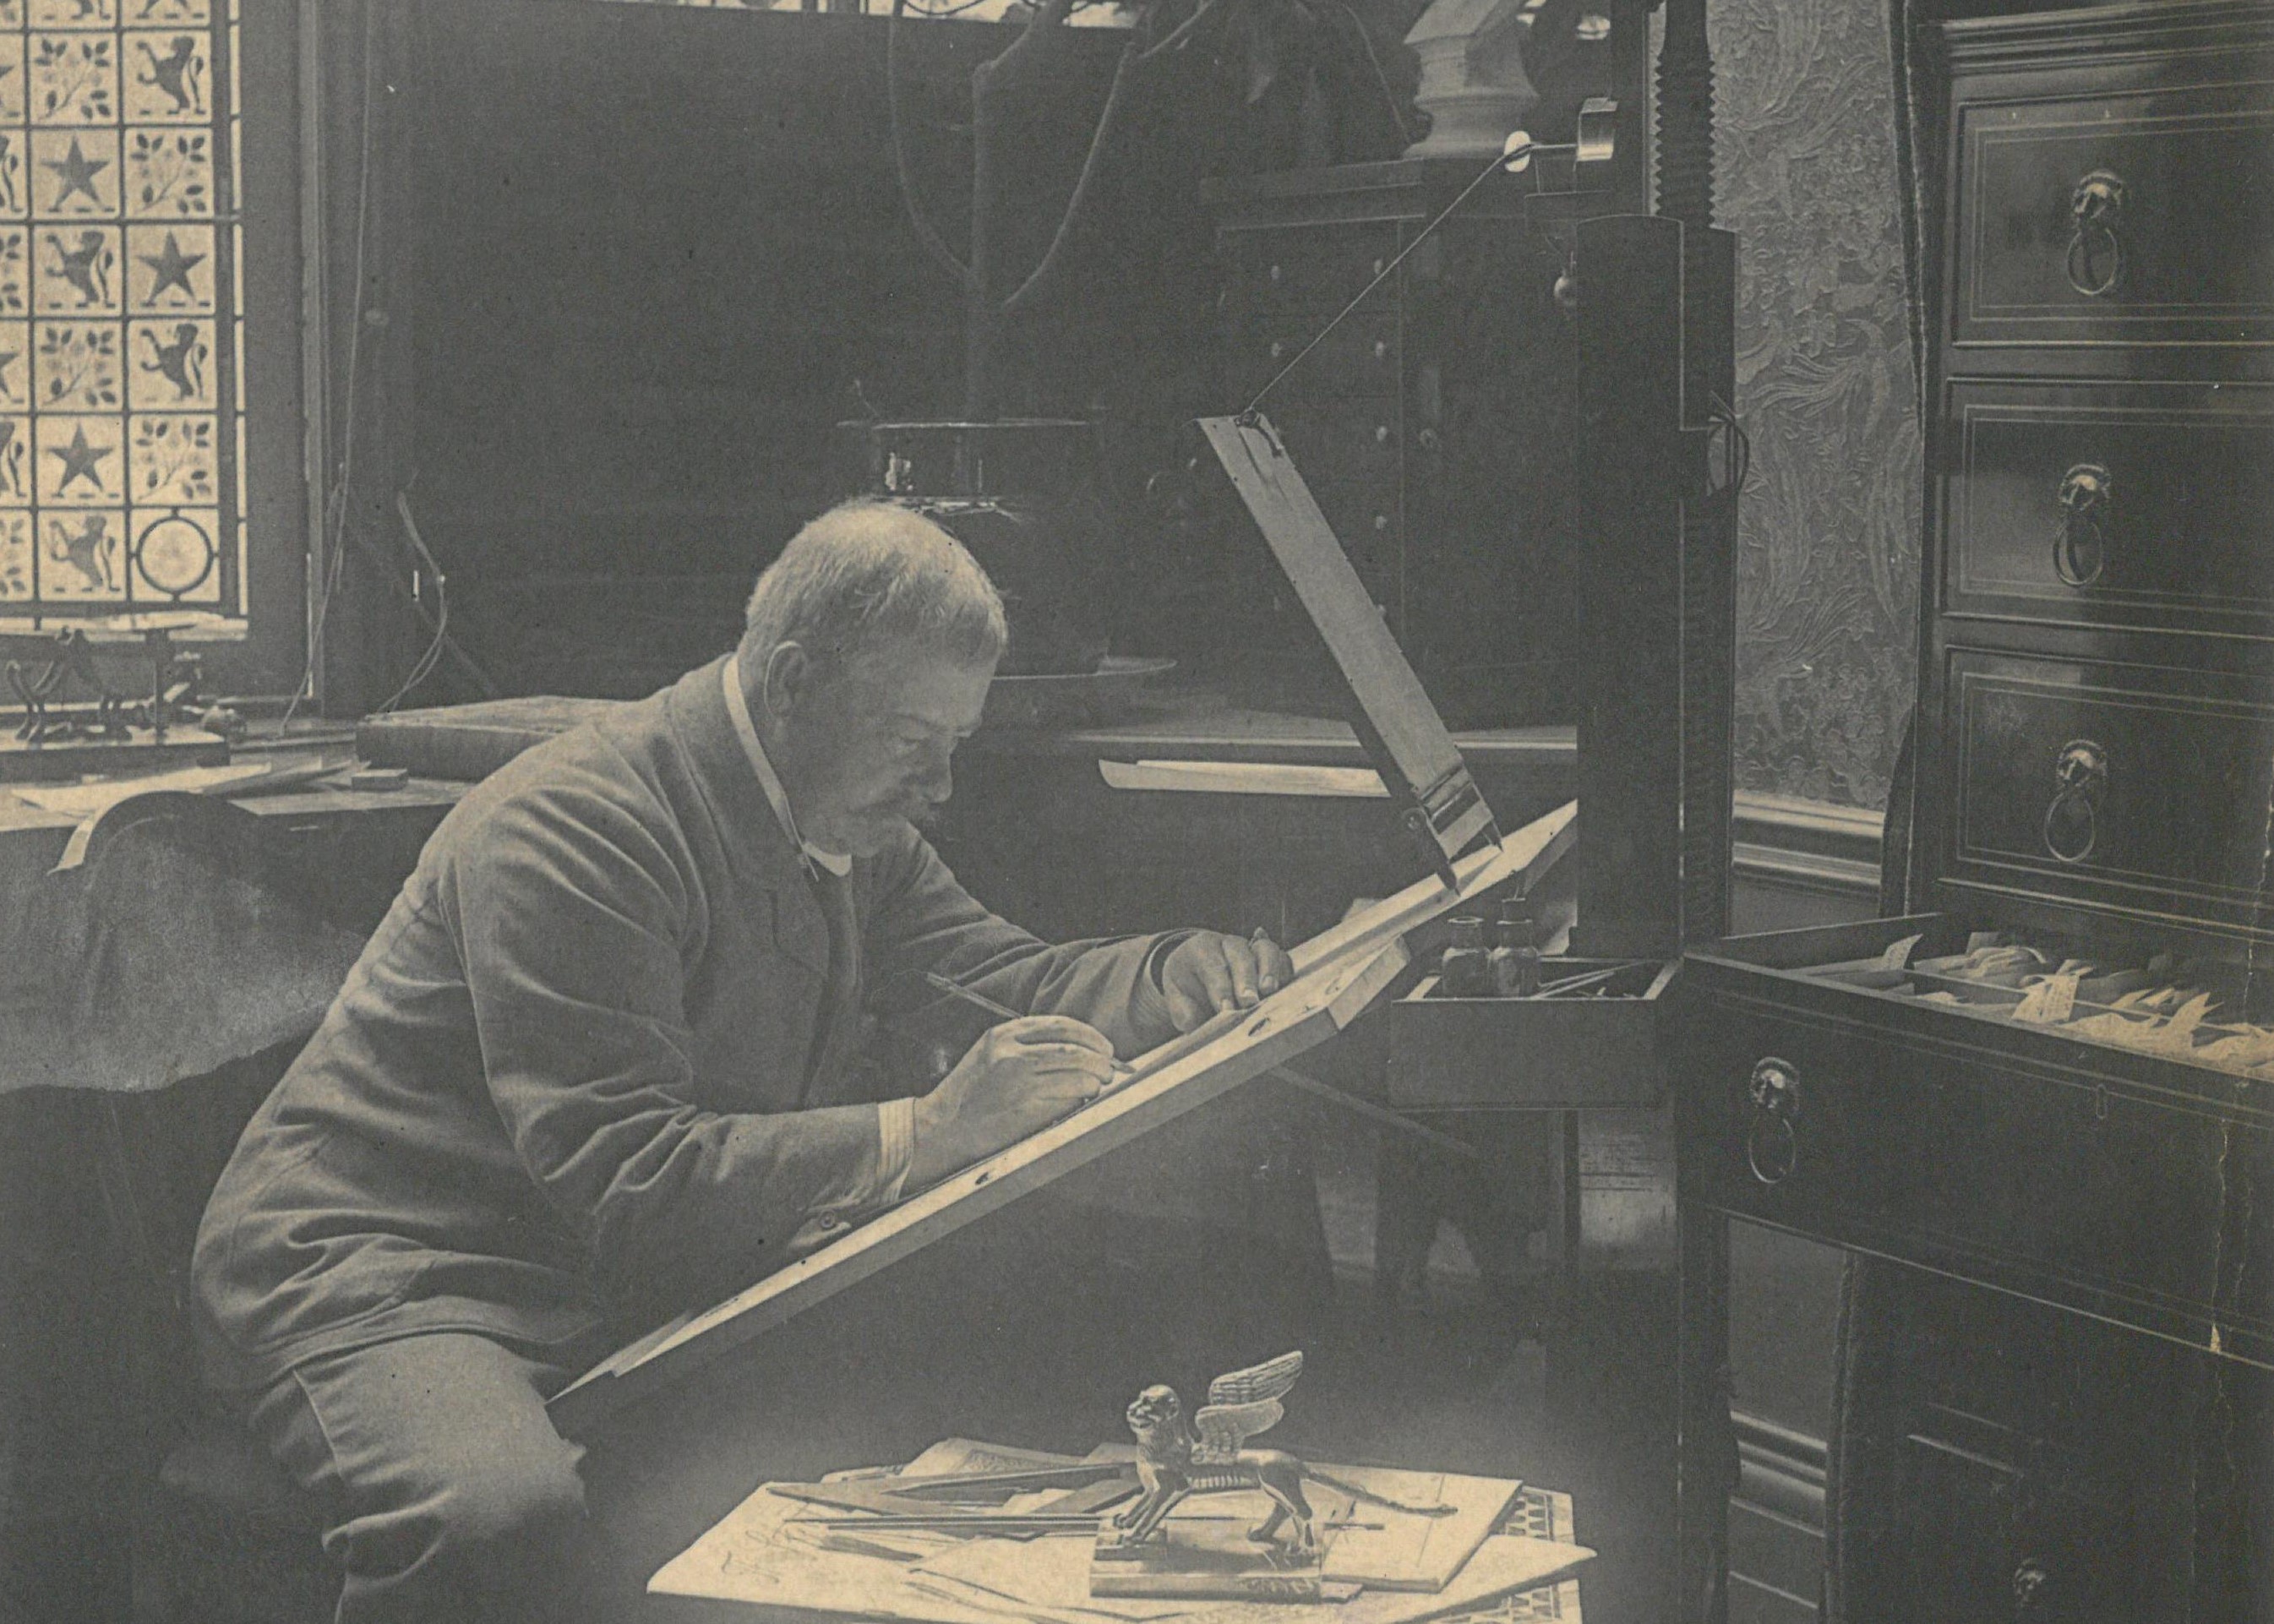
<box><xmin>1677</xmin><ymin>6</ymin><xmax>2274</xmax><ymax>1618</ymax></box>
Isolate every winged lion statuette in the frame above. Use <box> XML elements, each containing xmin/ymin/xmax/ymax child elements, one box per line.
<box><xmin>1103</xmin><ymin>1349</ymin><xmax>1457</xmax><ymax>1558</ymax></box>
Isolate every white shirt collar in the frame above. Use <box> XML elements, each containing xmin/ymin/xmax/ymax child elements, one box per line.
<box><xmin>722</xmin><ymin>652</ymin><xmax>854</xmax><ymax>878</ymax></box>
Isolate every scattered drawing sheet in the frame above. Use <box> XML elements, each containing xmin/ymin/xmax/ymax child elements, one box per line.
<box><xmin>646</xmin><ymin>1485</ymin><xmax>1000</xmax><ymax>1624</ymax></box>
<box><xmin>652</xmin><ymin>1455</ymin><xmax>1590</xmax><ymax>1623</ymax></box>
<box><xmin>1307</xmin><ymin>1467</ymin><xmax>1522</xmax><ymax>1592</ymax></box>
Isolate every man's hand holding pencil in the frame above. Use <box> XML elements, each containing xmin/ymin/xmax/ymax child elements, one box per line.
<box><xmin>906</xmin><ymin>928</ymin><xmax>1293</xmax><ymax>1188</ymax></box>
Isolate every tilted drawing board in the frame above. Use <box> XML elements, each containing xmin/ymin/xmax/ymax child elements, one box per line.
<box><xmin>549</xmin><ymin>418</ymin><xmax>1572</xmax><ymax>1437</ymax></box>
<box><xmin>548</xmin><ymin>799</ymin><xmax>1574</xmax><ymax>1438</ymax></box>
<box><xmin>1196</xmin><ymin>414</ymin><xmax>1500</xmax><ymax>886</ymax></box>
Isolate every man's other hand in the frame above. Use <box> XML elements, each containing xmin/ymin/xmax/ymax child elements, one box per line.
<box><xmin>1159</xmin><ymin>931</ymin><xmax>1296</xmax><ymax>1032</ymax></box>
<box><xmin>908</xmin><ymin>1016</ymin><xmax>1118</xmax><ymax>1187</ymax></box>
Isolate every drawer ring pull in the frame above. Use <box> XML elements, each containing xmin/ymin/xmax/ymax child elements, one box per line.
<box><xmin>2042</xmin><ymin>739</ymin><xmax>2108</xmax><ymax>865</ymax></box>
<box><xmin>1745</xmin><ymin>1057</ymin><xmax>1800</xmax><ymax>1186</ymax></box>
<box><xmin>2053</xmin><ymin>463</ymin><xmax>2112</xmax><ymax>587</ymax></box>
<box><xmin>1747</xmin><ymin>1114</ymin><xmax>1797</xmax><ymax>1186</ymax></box>
<box><xmin>2065</xmin><ymin>170</ymin><xmax>2127</xmax><ymax>297</ymax></box>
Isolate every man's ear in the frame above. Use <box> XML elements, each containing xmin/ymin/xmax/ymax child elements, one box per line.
<box><xmin>760</xmin><ymin>641</ymin><xmax>813</xmax><ymax>720</ymax></box>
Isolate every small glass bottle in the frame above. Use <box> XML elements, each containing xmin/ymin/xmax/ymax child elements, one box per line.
<box><xmin>1440</xmin><ymin>915</ymin><xmax>1491</xmax><ymax>998</ymax></box>
<box><xmin>1489</xmin><ymin>898</ymin><xmax>1541</xmax><ymax>997</ymax></box>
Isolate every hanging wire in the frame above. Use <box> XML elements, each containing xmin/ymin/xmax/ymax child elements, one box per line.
<box><xmin>282</xmin><ymin>0</ymin><xmax>383</xmax><ymax>729</ymax></box>
<box><xmin>374</xmin><ymin>491</ymin><xmax>451</xmax><ymax>715</ymax></box>
<box><xmin>887</xmin><ymin>0</ymin><xmax>979</xmax><ymax>289</ymax></box>
<box><xmin>886</xmin><ymin>0</ymin><xmax>1202</xmax><ymax>320</ymax></box>
<box><xmin>1243</xmin><ymin>143</ymin><xmax>1526</xmax><ymax>418</ymax></box>
<box><xmin>1004</xmin><ymin>8</ymin><xmax>1155</xmax><ymax>317</ymax></box>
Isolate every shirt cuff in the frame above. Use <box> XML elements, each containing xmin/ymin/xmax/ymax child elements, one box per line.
<box><xmin>1131</xmin><ymin>930</ymin><xmax>1194</xmax><ymax>1044</ymax></box>
<box><xmin>874</xmin><ymin>1095</ymin><xmax>917</xmax><ymax>1206</ymax></box>
<box><xmin>1141</xmin><ymin>931</ymin><xmax>1189</xmax><ymax>995</ymax></box>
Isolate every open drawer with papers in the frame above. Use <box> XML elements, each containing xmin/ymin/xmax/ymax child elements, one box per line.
<box><xmin>1680</xmin><ymin>911</ymin><xmax>2274</xmax><ymax>1371</ymax></box>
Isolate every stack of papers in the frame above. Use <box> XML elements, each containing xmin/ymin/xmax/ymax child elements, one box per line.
<box><xmin>651</xmin><ymin>1441</ymin><xmax>1592</xmax><ymax>1623</ymax></box>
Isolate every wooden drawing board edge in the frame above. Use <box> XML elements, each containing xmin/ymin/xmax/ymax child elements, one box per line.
<box><xmin>1291</xmin><ymin>799</ymin><xmax>1573</xmax><ymax>978</ymax></box>
<box><xmin>551</xmin><ymin>799</ymin><xmax>1578</xmax><ymax>1439</ymax></box>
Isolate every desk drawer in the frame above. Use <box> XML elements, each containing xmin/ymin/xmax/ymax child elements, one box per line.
<box><xmin>1902</xmin><ymin>1431</ymin><xmax>2162</xmax><ymax>1624</ymax></box>
<box><xmin>1685</xmin><ymin>991</ymin><xmax>2246</xmax><ymax>1349</ymax></box>
<box><xmin>1383</xmin><ymin>959</ymin><xmax>1673</xmax><ymax>1109</ymax></box>
<box><xmin>1944</xmin><ymin>380</ymin><xmax>2274</xmax><ymax>633</ymax></box>
<box><xmin>1950</xmin><ymin>71</ymin><xmax>2274</xmax><ymax>348</ymax></box>
<box><xmin>1941</xmin><ymin>650</ymin><xmax>2274</xmax><ymax>934</ymax></box>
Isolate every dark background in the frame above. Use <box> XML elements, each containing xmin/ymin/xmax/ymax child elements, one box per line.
<box><xmin>396</xmin><ymin>2</ymin><xmax>1274</xmax><ymax>699</ymax></box>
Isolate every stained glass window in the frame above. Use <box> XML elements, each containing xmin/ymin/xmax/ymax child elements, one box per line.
<box><xmin>0</xmin><ymin>0</ymin><xmax>241</xmax><ymax>629</ymax></box>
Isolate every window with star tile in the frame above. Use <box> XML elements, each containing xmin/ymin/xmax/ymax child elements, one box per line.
<box><xmin>0</xmin><ymin>0</ymin><xmax>241</xmax><ymax>627</ymax></box>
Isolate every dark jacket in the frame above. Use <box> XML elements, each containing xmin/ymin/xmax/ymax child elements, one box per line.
<box><xmin>192</xmin><ymin>657</ymin><xmax>1181</xmax><ymax>1388</ymax></box>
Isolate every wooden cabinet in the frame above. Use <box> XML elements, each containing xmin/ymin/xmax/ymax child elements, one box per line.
<box><xmin>1199</xmin><ymin>162</ymin><xmax>1598</xmax><ymax>730</ymax></box>
<box><xmin>1682</xmin><ymin>917</ymin><xmax>2272</xmax><ymax>1366</ymax></box>
<box><xmin>1675</xmin><ymin>6</ymin><xmax>2274</xmax><ymax>1619</ymax></box>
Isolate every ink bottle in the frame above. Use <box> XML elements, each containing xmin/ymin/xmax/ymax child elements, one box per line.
<box><xmin>1440</xmin><ymin>916</ymin><xmax>1491</xmax><ymax>998</ymax></box>
<box><xmin>1489</xmin><ymin>898</ymin><xmax>1541</xmax><ymax>997</ymax></box>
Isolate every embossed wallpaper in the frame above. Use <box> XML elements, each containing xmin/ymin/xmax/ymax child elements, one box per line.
<box><xmin>1714</xmin><ymin>0</ymin><xmax>1922</xmax><ymax>810</ymax></box>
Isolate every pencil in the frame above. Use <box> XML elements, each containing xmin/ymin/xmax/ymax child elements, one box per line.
<box><xmin>922</xmin><ymin>972</ymin><xmax>1136</xmax><ymax>1084</ymax></box>
<box><xmin>922</xmin><ymin>971</ymin><xmax>1022</xmax><ymax>1023</ymax></box>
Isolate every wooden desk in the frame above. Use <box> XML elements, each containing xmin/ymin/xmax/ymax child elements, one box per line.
<box><xmin>940</xmin><ymin>681</ymin><xmax>1573</xmax><ymax>948</ymax></box>
<box><xmin>342</xmin><ymin>675</ymin><xmax>1575</xmax><ymax>950</ymax></box>
<box><xmin>0</xmin><ymin>749</ymin><xmax>463</xmax><ymax>936</ymax></box>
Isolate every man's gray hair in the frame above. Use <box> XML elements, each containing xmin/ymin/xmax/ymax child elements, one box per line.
<box><xmin>742</xmin><ymin>500</ymin><xmax>1007</xmax><ymax>674</ymax></box>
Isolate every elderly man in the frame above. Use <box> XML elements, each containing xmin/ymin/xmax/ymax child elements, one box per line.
<box><xmin>193</xmin><ymin>501</ymin><xmax>1294</xmax><ymax>1623</ymax></box>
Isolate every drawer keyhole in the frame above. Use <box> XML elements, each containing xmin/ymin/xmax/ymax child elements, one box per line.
<box><xmin>2053</xmin><ymin>463</ymin><xmax>2112</xmax><ymax>587</ymax></box>
<box><xmin>1746</xmin><ymin>1057</ymin><xmax>1801</xmax><ymax>1186</ymax></box>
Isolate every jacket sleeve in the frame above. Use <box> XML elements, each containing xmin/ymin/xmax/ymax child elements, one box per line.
<box><xmin>444</xmin><ymin>774</ymin><xmax>888</xmax><ymax>1322</ymax></box>
<box><xmin>864</xmin><ymin>827</ymin><xmax>1187</xmax><ymax>1060</ymax></box>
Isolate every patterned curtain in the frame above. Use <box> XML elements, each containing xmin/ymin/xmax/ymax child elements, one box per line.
<box><xmin>1717</xmin><ymin>0</ymin><xmax>1924</xmax><ymax>811</ymax></box>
